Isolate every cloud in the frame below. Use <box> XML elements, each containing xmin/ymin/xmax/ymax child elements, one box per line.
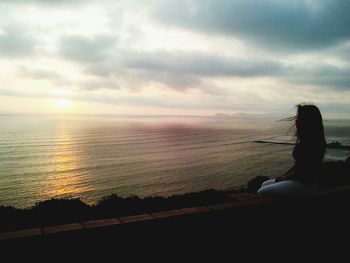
<box><xmin>17</xmin><ymin>65</ymin><xmax>122</xmax><ymax>91</ymax></box>
<box><xmin>58</xmin><ymin>34</ymin><xmax>117</xmax><ymax>63</ymax></box>
<box><xmin>0</xmin><ymin>0</ymin><xmax>349</xmax><ymax>116</ymax></box>
<box><xmin>132</xmin><ymin>70</ymin><xmax>202</xmax><ymax>91</ymax></box>
<box><xmin>327</xmin><ymin>41</ymin><xmax>350</xmax><ymax>62</ymax></box>
<box><xmin>79</xmin><ymin>48</ymin><xmax>350</xmax><ymax>93</ymax></box>
<box><xmin>154</xmin><ymin>0</ymin><xmax>350</xmax><ymax>51</ymax></box>
<box><xmin>78</xmin><ymin>78</ymin><xmax>119</xmax><ymax>91</ymax></box>
<box><xmin>0</xmin><ymin>25</ymin><xmax>36</xmax><ymax>57</ymax></box>
<box><xmin>0</xmin><ymin>0</ymin><xmax>86</xmax><ymax>6</ymax></box>
<box><xmin>85</xmin><ymin>60</ymin><xmax>201</xmax><ymax>92</ymax></box>
<box><xmin>16</xmin><ymin>66</ymin><xmax>76</xmax><ymax>87</ymax></box>
<box><xmin>287</xmin><ymin>64</ymin><xmax>350</xmax><ymax>89</ymax></box>
<box><xmin>18</xmin><ymin>66</ymin><xmax>62</xmax><ymax>80</ymax></box>
<box><xmin>125</xmin><ymin>50</ymin><xmax>282</xmax><ymax>77</ymax></box>
<box><xmin>83</xmin><ymin>49</ymin><xmax>284</xmax><ymax>91</ymax></box>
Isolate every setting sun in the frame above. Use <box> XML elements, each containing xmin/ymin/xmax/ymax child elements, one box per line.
<box><xmin>54</xmin><ymin>99</ymin><xmax>71</xmax><ymax>110</ymax></box>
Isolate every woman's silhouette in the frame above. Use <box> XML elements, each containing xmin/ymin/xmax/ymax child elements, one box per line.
<box><xmin>258</xmin><ymin>104</ymin><xmax>326</xmax><ymax>195</ymax></box>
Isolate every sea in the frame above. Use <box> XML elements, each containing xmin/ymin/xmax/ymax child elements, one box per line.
<box><xmin>0</xmin><ymin>115</ymin><xmax>349</xmax><ymax>208</ymax></box>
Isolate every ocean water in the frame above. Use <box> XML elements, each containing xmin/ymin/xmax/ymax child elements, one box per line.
<box><xmin>0</xmin><ymin>115</ymin><xmax>349</xmax><ymax>208</ymax></box>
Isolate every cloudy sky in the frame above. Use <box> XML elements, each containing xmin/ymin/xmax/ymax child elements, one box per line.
<box><xmin>0</xmin><ymin>0</ymin><xmax>349</xmax><ymax>118</ymax></box>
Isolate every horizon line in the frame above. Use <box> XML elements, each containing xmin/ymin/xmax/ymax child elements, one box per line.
<box><xmin>0</xmin><ymin>113</ymin><xmax>349</xmax><ymax>121</ymax></box>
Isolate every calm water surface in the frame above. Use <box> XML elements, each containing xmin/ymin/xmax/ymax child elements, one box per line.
<box><xmin>0</xmin><ymin>115</ymin><xmax>349</xmax><ymax>208</ymax></box>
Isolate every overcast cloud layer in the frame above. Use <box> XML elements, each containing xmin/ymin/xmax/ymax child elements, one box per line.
<box><xmin>0</xmin><ymin>0</ymin><xmax>349</xmax><ymax>117</ymax></box>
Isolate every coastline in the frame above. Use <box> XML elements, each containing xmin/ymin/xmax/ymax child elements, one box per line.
<box><xmin>2</xmin><ymin>182</ymin><xmax>350</xmax><ymax>257</ymax></box>
<box><xmin>0</xmin><ymin>189</ymin><xmax>241</xmax><ymax>233</ymax></box>
<box><xmin>1</xmin><ymin>155</ymin><xmax>350</xmax><ymax>234</ymax></box>
<box><xmin>1</xmin><ymin>158</ymin><xmax>349</xmax><ymax>238</ymax></box>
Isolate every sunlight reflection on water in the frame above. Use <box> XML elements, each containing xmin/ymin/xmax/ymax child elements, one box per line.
<box><xmin>0</xmin><ymin>116</ymin><xmax>349</xmax><ymax>208</ymax></box>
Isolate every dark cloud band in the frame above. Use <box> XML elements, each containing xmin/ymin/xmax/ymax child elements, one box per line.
<box><xmin>155</xmin><ymin>0</ymin><xmax>350</xmax><ymax>51</ymax></box>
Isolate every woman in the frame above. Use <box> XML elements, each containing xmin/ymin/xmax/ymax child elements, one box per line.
<box><xmin>258</xmin><ymin>104</ymin><xmax>326</xmax><ymax>196</ymax></box>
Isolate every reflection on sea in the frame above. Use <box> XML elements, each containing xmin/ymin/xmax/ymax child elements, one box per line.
<box><xmin>0</xmin><ymin>116</ymin><xmax>349</xmax><ymax>208</ymax></box>
<box><xmin>39</xmin><ymin>121</ymin><xmax>95</xmax><ymax>204</ymax></box>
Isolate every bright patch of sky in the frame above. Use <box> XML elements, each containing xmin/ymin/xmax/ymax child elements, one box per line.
<box><xmin>0</xmin><ymin>0</ymin><xmax>349</xmax><ymax>118</ymax></box>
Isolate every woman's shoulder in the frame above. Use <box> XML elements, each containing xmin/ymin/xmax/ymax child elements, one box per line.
<box><xmin>293</xmin><ymin>142</ymin><xmax>325</xmax><ymax>159</ymax></box>
<box><xmin>294</xmin><ymin>141</ymin><xmax>326</xmax><ymax>150</ymax></box>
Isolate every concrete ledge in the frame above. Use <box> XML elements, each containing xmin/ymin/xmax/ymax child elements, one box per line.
<box><xmin>119</xmin><ymin>214</ymin><xmax>155</xmax><ymax>223</ymax></box>
<box><xmin>0</xmin><ymin>228</ymin><xmax>42</xmax><ymax>241</ymax></box>
<box><xmin>181</xmin><ymin>206</ymin><xmax>210</xmax><ymax>214</ymax></box>
<box><xmin>323</xmin><ymin>184</ymin><xmax>350</xmax><ymax>193</ymax></box>
<box><xmin>229</xmin><ymin>192</ymin><xmax>258</xmax><ymax>201</ymax></box>
<box><xmin>43</xmin><ymin>223</ymin><xmax>83</xmax><ymax>234</ymax></box>
<box><xmin>0</xmin><ymin>197</ymin><xmax>277</xmax><ymax>242</ymax></box>
<box><xmin>228</xmin><ymin>198</ymin><xmax>272</xmax><ymax>208</ymax></box>
<box><xmin>82</xmin><ymin>218</ymin><xmax>121</xmax><ymax>229</ymax></box>
<box><xmin>207</xmin><ymin>202</ymin><xmax>237</xmax><ymax>211</ymax></box>
<box><xmin>151</xmin><ymin>209</ymin><xmax>184</xmax><ymax>219</ymax></box>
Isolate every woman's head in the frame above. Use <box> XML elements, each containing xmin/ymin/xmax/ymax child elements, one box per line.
<box><xmin>294</xmin><ymin>104</ymin><xmax>325</xmax><ymax>144</ymax></box>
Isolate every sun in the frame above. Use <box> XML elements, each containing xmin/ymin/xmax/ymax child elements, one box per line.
<box><xmin>54</xmin><ymin>99</ymin><xmax>71</xmax><ymax>110</ymax></box>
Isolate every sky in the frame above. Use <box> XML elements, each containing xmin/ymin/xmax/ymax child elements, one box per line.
<box><xmin>0</xmin><ymin>0</ymin><xmax>349</xmax><ymax>118</ymax></box>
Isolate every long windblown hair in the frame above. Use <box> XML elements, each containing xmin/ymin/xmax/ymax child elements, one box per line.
<box><xmin>294</xmin><ymin>104</ymin><xmax>326</xmax><ymax>145</ymax></box>
<box><xmin>281</xmin><ymin>104</ymin><xmax>326</xmax><ymax>145</ymax></box>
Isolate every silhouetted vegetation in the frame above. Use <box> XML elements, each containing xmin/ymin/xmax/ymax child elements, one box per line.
<box><xmin>0</xmin><ymin>158</ymin><xmax>349</xmax><ymax>233</ymax></box>
<box><xmin>30</xmin><ymin>198</ymin><xmax>91</xmax><ymax>227</ymax></box>
<box><xmin>0</xmin><ymin>189</ymin><xmax>232</xmax><ymax>232</ymax></box>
